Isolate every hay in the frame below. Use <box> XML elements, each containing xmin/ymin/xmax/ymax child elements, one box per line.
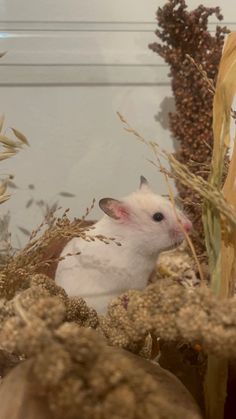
<box><xmin>0</xmin><ymin>273</ymin><xmax>203</xmax><ymax>419</ymax></box>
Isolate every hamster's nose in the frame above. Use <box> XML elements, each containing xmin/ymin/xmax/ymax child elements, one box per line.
<box><xmin>183</xmin><ymin>219</ymin><xmax>192</xmax><ymax>232</ymax></box>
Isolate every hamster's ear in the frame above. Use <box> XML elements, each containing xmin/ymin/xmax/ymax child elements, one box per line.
<box><xmin>139</xmin><ymin>175</ymin><xmax>150</xmax><ymax>192</ymax></box>
<box><xmin>99</xmin><ymin>198</ymin><xmax>129</xmax><ymax>220</ymax></box>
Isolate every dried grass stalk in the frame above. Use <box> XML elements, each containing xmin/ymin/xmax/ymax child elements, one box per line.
<box><xmin>203</xmin><ymin>33</ymin><xmax>236</xmax><ymax>298</ymax></box>
<box><xmin>118</xmin><ymin>102</ymin><xmax>236</xmax><ymax>418</ymax></box>
<box><xmin>201</xmin><ymin>32</ymin><xmax>236</xmax><ymax>419</ymax></box>
<box><xmin>218</xmin><ymin>33</ymin><xmax>236</xmax><ymax>299</ymax></box>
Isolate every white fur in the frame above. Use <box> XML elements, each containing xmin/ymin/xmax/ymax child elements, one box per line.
<box><xmin>55</xmin><ymin>181</ymin><xmax>191</xmax><ymax>314</ymax></box>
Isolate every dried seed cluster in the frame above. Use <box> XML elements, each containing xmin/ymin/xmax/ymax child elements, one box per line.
<box><xmin>0</xmin><ymin>274</ymin><xmax>201</xmax><ymax>419</ymax></box>
<box><xmin>0</xmin><ymin>274</ymin><xmax>98</xmax><ymax>365</ymax></box>
<box><xmin>0</xmin><ymin>243</ymin><xmax>236</xmax><ymax>416</ymax></box>
<box><xmin>101</xmin><ymin>278</ymin><xmax>236</xmax><ymax>359</ymax></box>
<box><xmin>149</xmin><ymin>0</ymin><xmax>229</xmax><ymax>255</ymax></box>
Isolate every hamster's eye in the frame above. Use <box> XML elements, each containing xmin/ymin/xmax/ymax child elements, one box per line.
<box><xmin>152</xmin><ymin>212</ymin><xmax>164</xmax><ymax>222</ymax></box>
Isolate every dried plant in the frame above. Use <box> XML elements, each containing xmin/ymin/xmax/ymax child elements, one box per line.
<box><xmin>0</xmin><ymin>282</ymin><xmax>201</xmax><ymax>419</ymax></box>
<box><xmin>101</xmin><ymin>278</ymin><xmax>236</xmax><ymax>360</ymax></box>
<box><xmin>118</xmin><ymin>90</ymin><xmax>236</xmax><ymax>418</ymax></box>
<box><xmin>2</xmin><ymin>23</ymin><xmax>236</xmax><ymax>417</ymax></box>
<box><xmin>0</xmin><ymin>265</ymin><xmax>235</xmax><ymax>419</ymax></box>
<box><xmin>0</xmin><ymin>213</ymin><xmax>12</xmax><ymax>266</ymax></box>
<box><xmin>149</xmin><ymin>0</ymin><xmax>229</xmax><ymax>255</ymax></box>
<box><xmin>0</xmin><ymin>202</ymin><xmax>121</xmax><ymax>300</ymax></box>
<box><xmin>200</xmin><ymin>32</ymin><xmax>236</xmax><ymax>419</ymax></box>
<box><xmin>0</xmin><ymin>115</ymin><xmax>29</xmax><ymax>205</ymax></box>
<box><xmin>0</xmin><ymin>113</ymin><xmax>29</xmax><ymax>260</ymax></box>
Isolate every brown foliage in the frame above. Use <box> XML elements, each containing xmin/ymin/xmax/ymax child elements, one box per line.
<box><xmin>149</xmin><ymin>0</ymin><xmax>229</xmax><ymax>255</ymax></box>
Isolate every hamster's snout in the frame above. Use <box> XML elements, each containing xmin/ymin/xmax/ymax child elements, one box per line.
<box><xmin>176</xmin><ymin>211</ymin><xmax>192</xmax><ymax>233</ymax></box>
<box><xmin>182</xmin><ymin>219</ymin><xmax>192</xmax><ymax>232</ymax></box>
<box><xmin>170</xmin><ymin>215</ymin><xmax>192</xmax><ymax>242</ymax></box>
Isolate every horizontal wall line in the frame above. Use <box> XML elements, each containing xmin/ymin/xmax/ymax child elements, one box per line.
<box><xmin>0</xmin><ymin>20</ymin><xmax>234</xmax><ymax>32</ymax></box>
<box><xmin>0</xmin><ymin>63</ymin><xmax>167</xmax><ymax>67</ymax></box>
<box><xmin>0</xmin><ymin>19</ymin><xmax>231</xmax><ymax>85</ymax></box>
<box><xmin>0</xmin><ymin>20</ymin><xmax>233</xmax><ymax>24</ymax></box>
<box><xmin>0</xmin><ymin>82</ymin><xmax>170</xmax><ymax>87</ymax></box>
<box><xmin>0</xmin><ymin>29</ymin><xmax>230</xmax><ymax>33</ymax></box>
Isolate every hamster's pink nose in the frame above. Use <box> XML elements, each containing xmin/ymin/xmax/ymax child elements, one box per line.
<box><xmin>183</xmin><ymin>220</ymin><xmax>192</xmax><ymax>232</ymax></box>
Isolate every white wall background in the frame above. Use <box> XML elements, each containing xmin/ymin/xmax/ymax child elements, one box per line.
<box><xmin>0</xmin><ymin>0</ymin><xmax>234</xmax><ymax>245</ymax></box>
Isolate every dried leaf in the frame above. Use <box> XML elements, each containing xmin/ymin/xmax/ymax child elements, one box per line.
<box><xmin>124</xmin><ymin>127</ymin><xmax>134</xmax><ymax>133</ymax></box>
<box><xmin>202</xmin><ymin>33</ymin><xmax>236</xmax><ymax>297</ymax></box>
<box><xmin>0</xmin><ymin>181</ymin><xmax>8</xmax><ymax>196</ymax></box>
<box><xmin>11</xmin><ymin>128</ymin><xmax>29</xmax><ymax>146</ymax></box>
<box><xmin>0</xmin><ymin>135</ymin><xmax>21</xmax><ymax>148</ymax></box>
<box><xmin>203</xmin><ymin>32</ymin><xmax>236</xmax><ymax>419</ymax></box>
<box><xmin>0</xmin><ymin>51</ymin><xmax>7</xmax><ymax>58</ymax></box>
<box><xmin>59</xmin><ymin>192</ymin><xmax>76</xmax><ymax>198</ymax></box>
<box><xmin>17</xmin><ymin>226</ymin><xmax>31</xmax><ymax>236</ymax></box>
<box><xmin>0</xmin><ymin>152</ymin><xmax>17</xmax><ymax>161</ymax></box>
<box><xmin>117</xmin><ymin>111</ymin><xmax>126</xmax><ymax>123</ymax></box>
<box><xmin>0</xmin><ymin>115</ymin><xmax>5</xmax><ymax>133</ymax></box>
<box><xmin>28</xmin><ymin>184</ymin><xmax>35</xmax><ymax>190</ymax></box>
<box><xmin>2</xmin><ymin>146</ymin><xmax>16</xmax><ymax>153</ymax></box>
<box><xmin>0</xmin><ymin>194</ymin><xmax>10</xmax><ymax>204</ymax></box>
<box><xmin>218</xmin><ymin>35</ymin><xmax>236</xmax><ymax>297</ymax></box>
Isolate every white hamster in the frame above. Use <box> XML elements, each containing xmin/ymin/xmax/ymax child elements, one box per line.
<box><xmin>55</xmin><ymin>176</ymin><xmax>192</xmax><ymax>314</ymax></box>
